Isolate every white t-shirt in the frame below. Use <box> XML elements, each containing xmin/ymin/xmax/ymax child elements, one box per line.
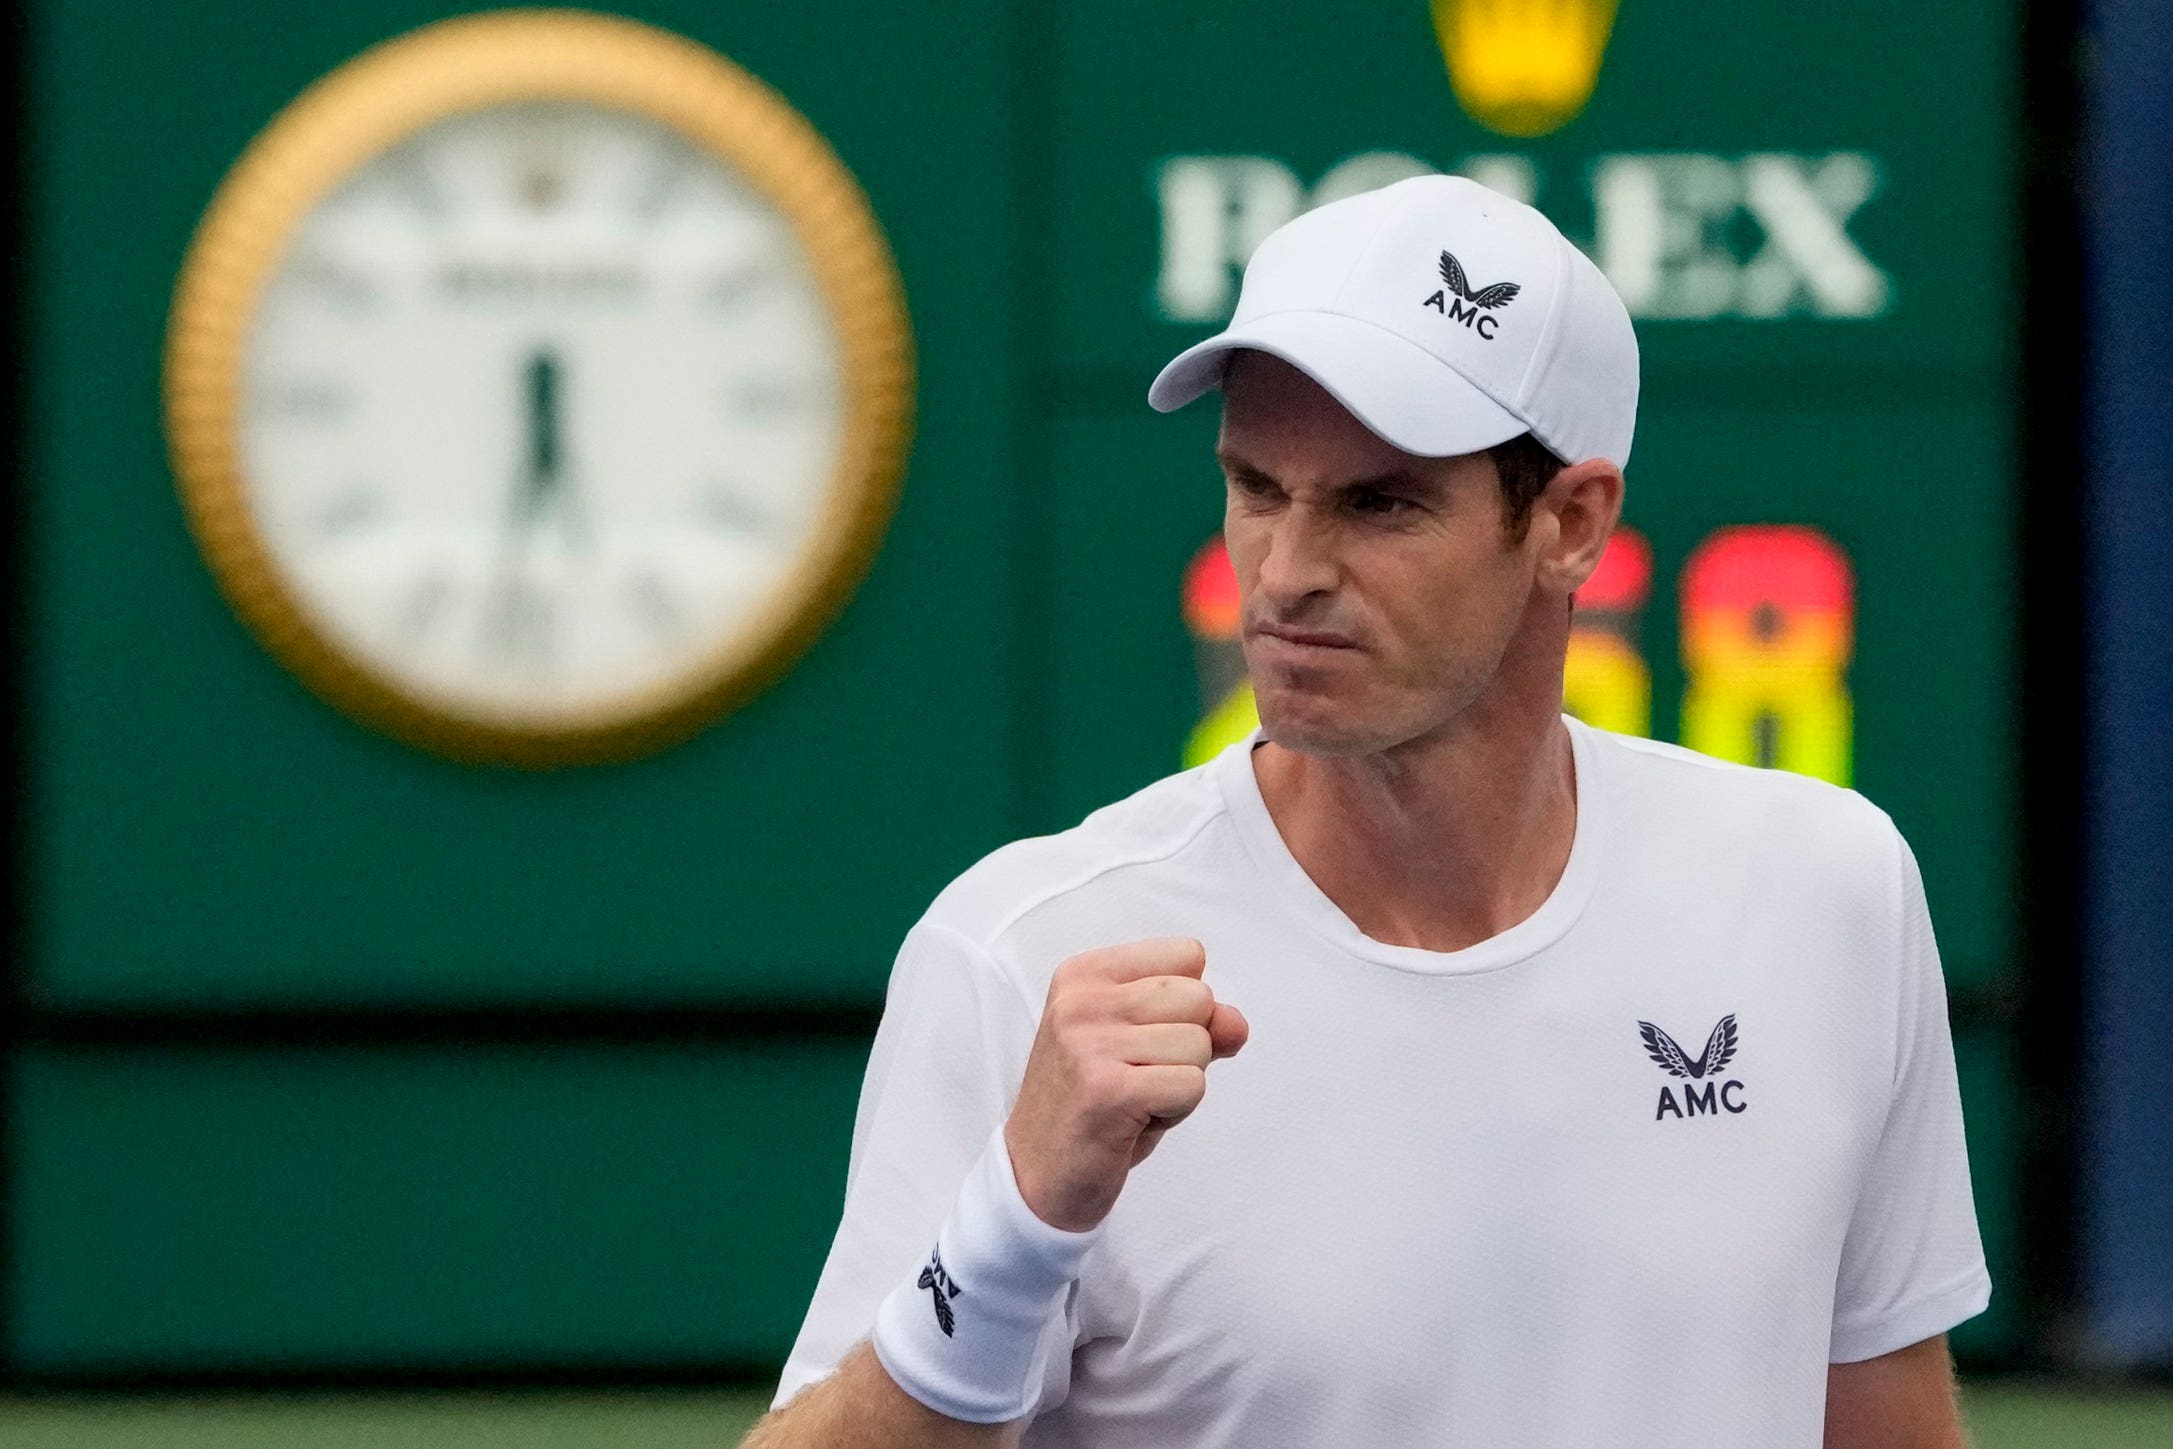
<box><xmin>775</xmin><ymin>716</ymin><xmax>1990</xmax><ymax>1446</ymax></box>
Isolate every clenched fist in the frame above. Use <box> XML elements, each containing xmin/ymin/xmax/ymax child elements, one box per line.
<box><xmin>1004</xmin><ymin>937</ymin><xmax>1250</xmax><ymax>1233</ymax></box>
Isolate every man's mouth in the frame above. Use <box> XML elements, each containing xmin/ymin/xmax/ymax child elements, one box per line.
<box><xmin>1253</xmin><ymin>623</ymin><xmax>1358</xmax><ymax>650</ymax></box>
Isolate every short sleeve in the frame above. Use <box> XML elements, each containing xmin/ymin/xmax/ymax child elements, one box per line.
<box><xmin>770</xmin><ymin>919</ymin><xmax>1044</xmax><ymax>1409</ymax></box>
<box><xmin>1828</xmin><ymin>829</ymin><xmax>1993</xmax><ymax>1363</ymax></box>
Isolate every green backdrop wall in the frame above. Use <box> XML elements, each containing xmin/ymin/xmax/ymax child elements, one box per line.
<box><xmin>8</xmin><ymin>0</ymin><xmax>2026</xmax><ymax>1375</ymax></box>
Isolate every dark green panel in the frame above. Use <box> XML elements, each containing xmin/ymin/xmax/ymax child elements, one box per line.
<box><xmin>1042</xmin><ymin>409</ymin><xmax>1225</xmax><ymax>829</ymax></box>
<box><xmin>6</xmin><ymin>1043</ymin><xmax>864</xmax><ymax>1369</ymax></box>
<box><xmin>27</xmin><ymin>0</ymin><xmax>1026</xmax><ymax>1006</ymax></box>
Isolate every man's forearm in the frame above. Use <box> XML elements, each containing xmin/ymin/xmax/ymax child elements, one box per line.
<box><xmin>741</xmin><ymin>1341</ymin><xmax>1023</xmax><ymax>1449</ymax></box>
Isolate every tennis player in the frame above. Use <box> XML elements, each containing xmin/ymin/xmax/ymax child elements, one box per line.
<box><xmin>745</xmin><ymin>175</ymin><xmax>1989</xmax><ymax>1447</ymax></box>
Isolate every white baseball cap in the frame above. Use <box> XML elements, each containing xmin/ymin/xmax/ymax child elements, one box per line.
<box><xmin>1148</xmin><ymin>174</ymin><xmax>1639</xmax><ymax>468</ymax></box>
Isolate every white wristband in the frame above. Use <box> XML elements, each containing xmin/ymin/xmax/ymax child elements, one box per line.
<box><xmin>872</xmin><ymin>1123</ymin><xmax>1104</xmax><ymax>1423</ymax></box>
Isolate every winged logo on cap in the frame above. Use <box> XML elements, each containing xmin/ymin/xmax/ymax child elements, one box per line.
<box><xmin>1439</xmin><ymin>251</ymin><xmax>1522</xmax><ymax>310</ymax></box>
<box><xmin>1637</xmin><ymin>1014</ymin><xmax>1739</xmax><ymax>1080</ymax></box>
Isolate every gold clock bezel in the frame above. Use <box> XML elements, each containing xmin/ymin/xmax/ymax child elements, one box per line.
<box><xmin>164</xmin><ymin>8</ymin><xmax>915</xmax><ymax>768</ymax></box>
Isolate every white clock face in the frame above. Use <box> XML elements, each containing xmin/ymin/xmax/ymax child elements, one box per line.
<box><xmin>240</xmin><ymin>100</ymin><xmax>847</xmax><ymax>723</ymax></box>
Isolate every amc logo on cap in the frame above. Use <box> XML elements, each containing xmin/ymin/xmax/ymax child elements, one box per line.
<box><xmin>1432</xmin><ymin>0</ymin><xmax>1619</xmax><ymax>138</ymax></box>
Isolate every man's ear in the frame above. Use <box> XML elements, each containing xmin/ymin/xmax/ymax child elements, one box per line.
<box><xmin>1533</xmin><ymin>459</ymin><xmax>1625</xmax><ymax>596</ymax></box>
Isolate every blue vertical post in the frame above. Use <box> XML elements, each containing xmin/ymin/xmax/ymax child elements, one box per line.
<box><xmin>2082</xmin><ymin>0</ymin><xmax>2173</xmax><ymax>1365</ymax></box>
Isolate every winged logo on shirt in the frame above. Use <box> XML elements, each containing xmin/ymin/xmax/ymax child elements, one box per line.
<box><xmin>1438</xmin><ymin>250</ymin><xmax>1522</xmax><ymax>309</ymax></box>
<box><xmin>1638</xmin><ymin>1014</ymin><xmax>1739</xmax><ymax>1080</ymax></box>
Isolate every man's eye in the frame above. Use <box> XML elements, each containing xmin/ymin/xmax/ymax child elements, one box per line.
<box><xmin>1350</xmin><ymin>489</ymin><xmax>1409</xmax><ymax>514</ymax></box>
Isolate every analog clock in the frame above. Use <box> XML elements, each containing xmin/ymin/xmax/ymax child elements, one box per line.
<box><xmin>164</xmin><ymin>10</ymin><xmax>913</xmax><ymax>766</ymax></box>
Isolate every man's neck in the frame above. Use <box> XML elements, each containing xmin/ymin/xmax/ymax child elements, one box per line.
<box><xmin>1250</xmin><ymin>689</ymin><xmax>1579</xmax><ymax>956</ymax></box>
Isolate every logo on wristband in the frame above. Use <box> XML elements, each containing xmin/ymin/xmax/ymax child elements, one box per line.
<box><xmin>918</xmin><ymin>1246</ymin><xmax>963</xmax><ymax>1337</ymax></box>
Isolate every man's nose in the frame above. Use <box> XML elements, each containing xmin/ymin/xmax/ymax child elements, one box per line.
<box><xmin>1255</xmin><ymin>504</ymin><xmax>1340</xmax><ymax>606</ymax></box>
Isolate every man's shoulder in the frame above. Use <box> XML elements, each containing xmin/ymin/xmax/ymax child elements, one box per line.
<box><xmin>920</xmin><ymin>753</ymin><xmax>1232</xmax><ymax>951</ymax></box>
<box><xmin>1584</xmin><ymin>723</ymin><xmax>1902</xmax><ymax>866</ymax></box>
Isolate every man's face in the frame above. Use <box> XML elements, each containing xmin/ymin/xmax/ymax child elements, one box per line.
<box><xmin>1216</xmin><ymin>351</ymin><xmax>1541</xmax><ymax>757</ymax></box>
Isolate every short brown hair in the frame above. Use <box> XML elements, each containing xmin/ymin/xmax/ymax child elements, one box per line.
<box><xmin>1485</xmin><ymin>432</ymin><xmax>1567</xmax><ymax>542</ymax></box>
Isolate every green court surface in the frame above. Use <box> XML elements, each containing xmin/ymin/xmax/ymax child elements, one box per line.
<box><xmin>0</xmin><ymin>1384</ymin><xmax>2169</xmax><ymax>1447</ymax></box>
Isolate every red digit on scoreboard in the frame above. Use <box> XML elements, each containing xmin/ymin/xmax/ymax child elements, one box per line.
<box><xmin>1678</xmin><ymin>526</ymin><xmax>1855</xmax><ymax>785</ymax></box>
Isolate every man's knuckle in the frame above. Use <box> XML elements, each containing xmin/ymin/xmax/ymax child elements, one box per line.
<box><xmin>1044</xmin><ymin>989</ymin><xmax>1086</xmax><ymax>1031</ymax></box>
<box><xmin>1140</xmin><ymin>981</ymin><xmax>1205</xmax><ymax>1026</ymax></box>
<box><xmin>1082</xmin><ymin>1061</ymin><xmax>1129</xmax><ymax>1103</ymax></box>
<box><xmin>1061</xmin><ymin>981</ymin><xmax>1122</xmax><ymax>1029</ymax></box>
<box><xmin>1044</xmin><ymin>967</ymin><xmax>1081</xmax><ymax>1011</ymax></box>
<box><xmin>1058</xmin><ymin>944</ymin><xmax>1121</xmax><ymax>981</ymax></box>
<box><xmin>1163</xmin><ymin>1075</ymin><xmax>1208</xmax><ymax>1116</ymax></box>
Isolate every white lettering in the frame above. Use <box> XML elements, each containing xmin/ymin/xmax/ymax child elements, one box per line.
<box><xmin>1154</xmin><ymin>150</ymin><xmax>1893</xmax><ymax>325</ymax></box>
<box><xmin>1736</xmin><ymin>152</ymin><xmax>1889</xmax><ymax>318</ymax></box>
<box><xmin>1154</xmin><ymin>156</ymin><xmax>1304</xmax><ymax>322</ymax></box>
<box><xmin>1591</xmin><ymin>153</ymin><xmax>1741</xmax><ymax>320</ymax></box>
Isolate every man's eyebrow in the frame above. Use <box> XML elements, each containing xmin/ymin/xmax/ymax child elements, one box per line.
<box><xmin>1337</xmin><ymin>469</ymin><xmax>1438</xmax><ymax>496</ymax></box>
<box><xmin>1214</xmin><ymin>447</ymin><xmax>1268</xmax><ymax>478</ymax></box>
<box><xmin>1214</xmin><ymin>450</ymin><xmax>1440</xmax><ymax>496</ymax></box>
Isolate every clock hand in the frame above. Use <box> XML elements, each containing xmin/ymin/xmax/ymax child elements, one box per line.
<box><xmin>477</xmin><ymin>348</ymin><xmax>555</xmax><ymax>668</ymax></box>
<box><xmin>521</xmin><ymin>347</ymin><xmax>560</xmax><ymax>525</ymax></box>
<box><xmin>521</xmin><ymin>345</ymin><xmax>592</xmax><ymax>550</ymax></box>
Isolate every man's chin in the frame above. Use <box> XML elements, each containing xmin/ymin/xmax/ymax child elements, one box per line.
<box><xmin>1254</xmin><ymin>694</ymin><xmax>1403</xmax><ymax>758</ymax></box>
